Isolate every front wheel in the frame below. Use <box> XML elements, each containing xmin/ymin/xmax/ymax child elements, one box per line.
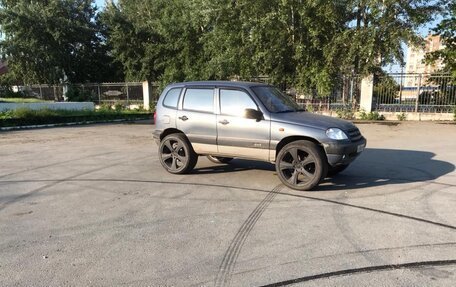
<box><xmin>159</xmin><ymin>133</ymin><xmax>198</xmax><ymax>174</ymax></box>
<box><xmin>275</xmin><ymin>140</ymin><xmax>327</xmax><ymax>191</ymax></box>
<box><xmin>206</xmin><ymin>155</ymin><xmax>233</xmax><ymax>164</ymax></box>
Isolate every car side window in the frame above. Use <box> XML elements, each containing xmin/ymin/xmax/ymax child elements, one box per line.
<box><xmin>162</xmin><ymin>88</ymin><xmax>182</xmax><ymax>109</ymax></box>
<box><xmin>183</xmin><ymin>88</ymin><xmax>214</xmax><ymax>113</ymax></box>
<box><xmin>220</xmin><ymin>89</ymin><xmax>257</xmax><ymax>117</ymax></box>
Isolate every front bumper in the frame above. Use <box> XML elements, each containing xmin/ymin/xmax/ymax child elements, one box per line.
<box><xmin>323</xmin><ymin>137</ymin><xmax>367</xmax><ymax>167</ymax></box>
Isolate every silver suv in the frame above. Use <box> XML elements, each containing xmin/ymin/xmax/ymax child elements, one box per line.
<box><xmin>153</xmin><ymin>81</ymin><xmax>366</xmax><ymax>190</ymax></box>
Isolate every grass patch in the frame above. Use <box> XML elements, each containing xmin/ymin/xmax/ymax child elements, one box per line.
<box><xmin>0</xmin><ymin>108</ymin><xmax>152</xmax><ymax>127</ymax></box>
<box><xmin>0</xmin><ymin>97</ymin><xmax>51</xmax><ymax>103</ymax></box>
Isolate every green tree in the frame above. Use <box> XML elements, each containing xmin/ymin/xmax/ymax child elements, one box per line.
<box><xmin>332</xmin><ymin>0</ymin><xmax>441</xmax><ymax>76</ymax></box>
<box><xmin>101</xmin><ymin>0</ymin><xmax>207</xmax><ymax>84</ymax></box>
<box><xmin>100</xmin><ymin>0</ymin><xmax>443</xmax><ymax>96</ymax></box>
<box><xmin>0</xmin><ymin>0</ymin><xmax>121</xmax><ymax>84</ymax></box>
<box><xmin>425</xmin><ymin>1</ymin><xmax>456</xmax><ymax>77</ymax></box>
<box><xmin>190</xmin><ymin>0</ymin><xmax>348</xmax><ymax>95</ymax></box>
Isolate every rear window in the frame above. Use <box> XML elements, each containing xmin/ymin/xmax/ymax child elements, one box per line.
<box><xmin>183</xmin><ymin>88</ymin><xmax>214</xmax><ymax>113</ymax></box>
<box><xmin>162</xmin><ymin>88</ymin><xmax>182</xmax><ymax>109</ymax></box>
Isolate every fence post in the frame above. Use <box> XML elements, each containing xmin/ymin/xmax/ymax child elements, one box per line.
<box><xmin>360</xmin><ymin>74</ymin><xmax>374</xmax><ymax>112</ymax></box>
<box><xmin>39</xmin><ymin>85</ymin><xmax>43</xmax><ymax>99</ymax></box>
<box><xmin>126</xmin><ymin>83</ymin><xmax>130</xmax><ymax>106</ymax></box>
<box><xmin>415</xmin><ymin>74</ymin><xmax>421</xmax><ymax>113</ymax></box>
<box><xmin>142</xmin><ymin>81</ymin><xmax>151</xmax><ymax>110</ymax></box>
<box><xmin>97</xmin><ymin>84</ymin><xmax>101</xmax><ymax>104</ymax></box>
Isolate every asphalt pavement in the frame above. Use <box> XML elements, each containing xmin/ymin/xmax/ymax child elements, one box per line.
<box><xmin>0</xmin><ymin>120</ymin><xmax>455</xmax><ymax>286</ymax></box>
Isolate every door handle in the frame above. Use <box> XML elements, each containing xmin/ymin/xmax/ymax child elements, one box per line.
<box><xmin>218</xmin><ymin>119</ymin><xmax>229</xmax><ymax>125</ymax></box>
<box><xmin>178</xmin><ymin>116</ymin><xmax>188</xmax><ymax>121</ymax></box>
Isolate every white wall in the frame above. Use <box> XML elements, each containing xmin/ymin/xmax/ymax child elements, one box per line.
<box><xmin>0</xmin><ymin>102</ymin><xmax>94</xmax><ymax>112</ymax></box>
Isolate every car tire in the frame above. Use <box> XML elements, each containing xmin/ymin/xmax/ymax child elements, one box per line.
<box><xmin>275</xmin><ymin>140</ymin><xmax>327</xmax><ymax>191</ymax></box>
<box><xmin>327</xmin><ymin>164</ymin><xmax>349</xmax><ymax>176</ymax></box>
<box><xmin>159</xmin><ymin>133</ymin><xmax>198</xmax><ymax>174</ymax></box>
<box><xmin>206</xmin><ymin>155</ymin><xmax>233</xmax><ymax>164</ymax></box>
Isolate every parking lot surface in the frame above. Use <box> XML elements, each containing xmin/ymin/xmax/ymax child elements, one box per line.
<box><xmin>1</xmin><ymin>121</ymin><xmax>455</xmax><ymax>286</ymax></box>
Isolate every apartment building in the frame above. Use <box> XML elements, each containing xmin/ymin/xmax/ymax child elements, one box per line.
<box><xmin>405</xmin><ymin>34</ymin><xmax>445</xmax><ymax>87</ymax></box>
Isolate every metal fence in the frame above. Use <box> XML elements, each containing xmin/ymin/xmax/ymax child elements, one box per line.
<box><xmin>28</xmin><ymin>84</ymin><xmax>64</xmax><ymax>101</ymax></box>
<box><xmin>249</xmin><ymin>75</ymin><xmax>361</xmax><ymax>112</ymax></box>
<box><xmin>295</xmin><ymin>75</ymin><xmax>361</xmax><ymax>112</ymax></box>
<box><xmin>374</xmin><ymin>73</ymin><xmax>456</xmax><ymax>113</ymax></box>
<box><xmin>26</xmin><ymin>82</ymin><xmax>160</xmax><ymax>106</ymax></box>
<box><xmin>71</xmin><ymin>82</ymin><xmax>144</xmax><ymax>105</ymax></box>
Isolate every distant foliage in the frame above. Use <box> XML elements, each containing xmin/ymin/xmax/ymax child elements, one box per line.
<box><xmin>0</xmin><ymin>0</ymin><xmax>444</xmax><ymax>90</ymax></box>
<box><xmin>336</xmin><ymin>106</ymin><xmax>355</xmax><ymax>120</ymax></box>
<box><xmin>425</xmin><ymin>2</ymin><xmax>456</xmax><ymax>78</ymax></box>
<box><xmin>374</xmin><ymin>74</ymin><xmax>400</xmax><ymax>104</ymax></box>
<box><xmin>359</xmin><ymin>110</ymin><xmax>385</xmax><ymax>121</ymax></box>
<box><xmin>0</xmin><ymin>0</ymin><xmax>123</xmax><ymax>84</ymax></box>
<box><xmin>397</xmin><ymin>113</ymin><xmax>407</xmax><ymax>121</ymax></box>
<box><xmin>65</xmin><ymin>86</ymin><xmax>96</xmax><ymax>102</ymax></box>
<box><xmin>99</xmin><ymin>0</ymin><xmax>441</xmax><ymax>92</ymax></box>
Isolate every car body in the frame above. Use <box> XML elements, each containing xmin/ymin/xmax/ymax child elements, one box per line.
<box><xmin>153</xmin><ymin>81</ymin><xmax>366</xmax><ymax>190</ymax></box>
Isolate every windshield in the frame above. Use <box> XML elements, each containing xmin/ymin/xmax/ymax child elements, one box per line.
<box><xmin>252</xmin><ymin>86</ymin><xmax>303</xmax><ymax>113</ymax></box>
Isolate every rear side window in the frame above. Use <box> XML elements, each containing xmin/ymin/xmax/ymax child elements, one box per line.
<box><xmin>163</xmin><ymin>88</ymin><xmax>182</xmax><ymax>109</ymax></box>
<box><xmin>183</xmin><ymin>88</ymin><xmax>214</xmax><ymax>113</ymax></box>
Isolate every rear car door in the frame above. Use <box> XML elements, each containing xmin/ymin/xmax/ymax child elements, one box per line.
<box><xmin>216</xmin><ymin>88</ymin><xmax>270</xmax><ymax>161</ymax></box>
<box><xmin>176</xmin><ymin>87</ymin><xmax>217</xmax><ymax>154</ymax></box>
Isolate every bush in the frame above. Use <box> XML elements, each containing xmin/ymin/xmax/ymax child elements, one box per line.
<box><xmin>305</xmin><ymin>103</ymin><xmax>314</xmax><ymax>113</ymax></box>
<box><xmin>98</xmin><ymin>103</ymin><xmax>112</xmax><ymax>111</ymax></box>
<box><xmin>397</xmin><ymin>113</ymin><xmax>407</xmax><ymax>121</ymax></box>
<box><xmin>0</xmin><ymin>89</ymin><xmax>27</xmax><ymax>99</ymax></box>
<box><xmin>149</xmin><ymin>101</ymin><xmax>157</xmax><ymax>112</ymax></box>
<box><xmin>0</xmin><ymin>107</ymin><xmax>152</xmax><ymax>127</ymax></box>
<box><xmin>65</xmin><ymin>86</ymin><xmax>96</xmax><ymax>102</ymax></box>
<box><xmin>114</xmin><ymin>102</ymin><xmax>125</xmax><ymax>111</ymax></box>
<box><xmin>335</xmin><ymin>106</ymin><xmax>355</xmax><ymax>120</ymax></box>
<box><xmin>359</xmin><ymin>110</ymin><xmax>385</xmax><ymax>121</ymax></box>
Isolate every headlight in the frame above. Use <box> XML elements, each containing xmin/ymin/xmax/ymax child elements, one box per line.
<box><xmin>326</xmin><ymin>128</ymin><xmax>348</xmax><ymax>140</ymax></box>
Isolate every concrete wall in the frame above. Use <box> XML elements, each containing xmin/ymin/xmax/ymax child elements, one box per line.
<box><xmin>379</xmin><ymin>112</ymin><xmax>454</xmax><ymax>121</ymax></box>
<box><xmin>314</xmin><ymin>110</ymin><xmax>454</xmax><ymax>121</ymax></box>
<box><xmin>0</xmin><ymin>102</ymin><xmax>94</xmax><ymax>112</ymax></box>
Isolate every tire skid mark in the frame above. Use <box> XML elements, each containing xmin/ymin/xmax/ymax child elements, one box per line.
<box><xmin>1</xmin><ymin>178</ymin><xmax>455</xmax><ymax>231</ymax></box>
<box><xmin>214</xmin><ymin>184</ymin><xmax>283</xmax><ymax>287</ymax></box>
<box><xmin>0</xmin><ymin>151</ymin><xmax>116</xmax><ymax>179</ymax></box>
<box><xmin>259</xmin><ymin>259</ymin><xmax>456</xmax><ymax>287</ymax></box>
<box><xmin>330</xmin><ymin>194</ymin><xmax>386</xmax><ymax>266</ymax></box>
<box><xmin>0</xmin><ymin>156</ymin><xmax>143</xmax><ymax>212</ymax></box>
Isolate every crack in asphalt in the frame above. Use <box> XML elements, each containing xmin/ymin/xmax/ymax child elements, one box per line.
<box><xmin>258</xmin><ymin>259</ymin><xmax>456</xmax><ymax>287</ymax></box>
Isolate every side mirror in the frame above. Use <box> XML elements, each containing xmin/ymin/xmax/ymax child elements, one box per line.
<box><xmin>245</xmin><ymin>108</ymin><xmax>263</xmax><ymax>121</ymax></box>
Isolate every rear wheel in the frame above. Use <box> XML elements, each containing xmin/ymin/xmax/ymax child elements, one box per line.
<box><xmin>275</xmin><ymin>140</ymin><xmax>327</xmax><ymax>191</ymax></box>
<box><xmin>327</xmin><ymin>164</ymin><xmax>349</xmax><ymax>176</ymax></box>
<box><xmin>159</xmin><ymin>133</ymin><xmax>198</xmax><ymax>174</ymax></box>
<box><xmin>206</xmin><ymin>155</ymin><xmax>233</xmax><ymax>164</ymax></box>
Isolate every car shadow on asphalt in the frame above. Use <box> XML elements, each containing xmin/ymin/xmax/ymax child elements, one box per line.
<box><xmin>320</xmin><ymin>148</ymin><xmax>455</xmax><ymax>191</ymax></box>
<box><xmin>192</xmin><ymin>148</ymin><xmax>455</xmax><ymax>191</ymax></box>
<box><xmin>191</xmin><ymin>159</ymin><xmax>276</xmax><ymax>174</ymax></box>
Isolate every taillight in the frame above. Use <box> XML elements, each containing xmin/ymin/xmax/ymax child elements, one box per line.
<box><xmin>153</xmin><ymin>112</ymin><xmax>157</xmax><ymax>124</ymax></box>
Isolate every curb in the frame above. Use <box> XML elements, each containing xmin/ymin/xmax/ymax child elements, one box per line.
<box><xmin>0</xmin><ymin>117</ymin><xmax>152</xmax><ymax>131</ymax></box>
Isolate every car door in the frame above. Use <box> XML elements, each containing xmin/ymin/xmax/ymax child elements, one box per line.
<box><xmin>176</xmin><ymin>87</ymin><xmax>217</xmax><ymax>154</ymax></box>
<box><xmin>216</xmin><ymin>88</ymin><xmax>270</xmax><ymax>161</ymax></box>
